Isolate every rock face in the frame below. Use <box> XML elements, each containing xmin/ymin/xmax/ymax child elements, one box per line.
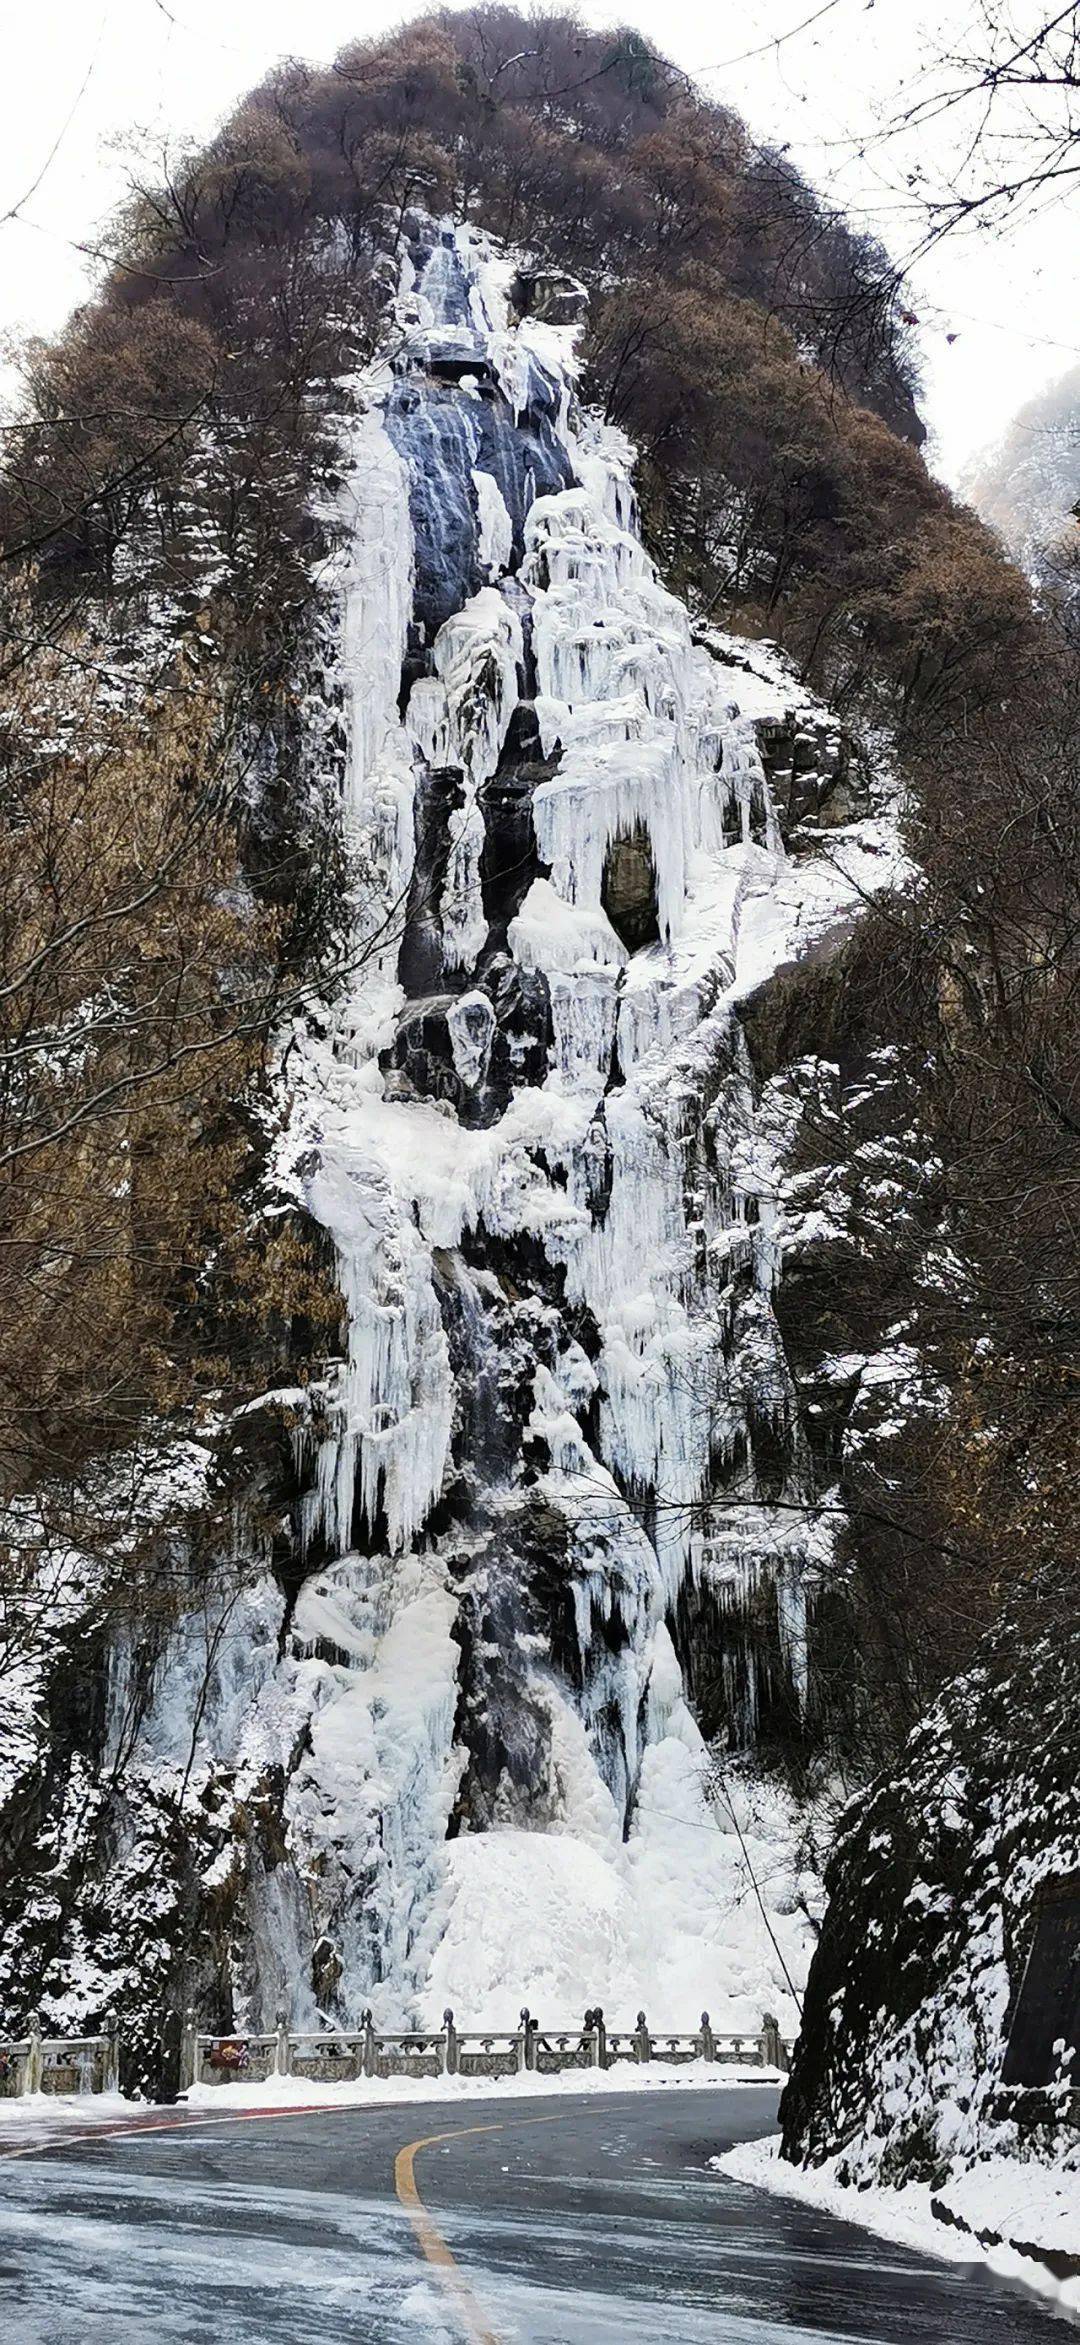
<box><xmin>601</xmin><ymin>826</ymin><xmax>660</xmax><ymax>952</ymax></box>
<box><xmin>0</xmin><ymin>219</ymin><xmax>903</xmax><ymax>2046</ymax></box>
<box><xmin>781</xmin><ymin>1598</ymin><xmax>1080</xmax><ymax>2185</ymax></box>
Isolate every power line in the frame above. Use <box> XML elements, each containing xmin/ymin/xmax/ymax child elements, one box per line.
<box><xmin>689</xmin><ymin>0</ymin><xmax>852</xmax><ymax>80</ymax></box>
<box><xmin>0</xmin><ymin>12</ymin><xmax>109</xmax><ymax>229</ymax></box>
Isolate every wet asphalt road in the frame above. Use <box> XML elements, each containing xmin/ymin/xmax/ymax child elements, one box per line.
<box><xmin>0</xmin><ymin>2085</ymin><xmax>1068</xmax><ymax>2343</ymax></box>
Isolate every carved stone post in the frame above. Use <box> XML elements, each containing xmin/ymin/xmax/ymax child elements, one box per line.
<box><xmin>442</xmin><ymin>2008</ymin><xmax>458</xmax><ymax>2076</ymax></box>
<box><xmin>273</xmin><ymin>2005</ymin><xmax>291</xmax><ymax>2078</ymax></box>
<box><xmin>634</xmin><ymin>2009</ymin><xmax>651</xmax><ymax>2064</ymax></box>
<box><xmin>584</xmin><ymin>2006</ymin><xmax>607</xmax><ymax>2068</ymax></box>
<box><xmin>180</xmin><ymin>2008</ymin><xmax>198</xmax><ymax>2092</ymax></box>
<box><xmin>520</xmin><ymin>2008</ymin><xmax>536</xmax><ymax>2072</ymax></box>
<box><xmin>760</xmin><ymin>2013</ymin><xmax>784</xmax><ymax>2071</ymax></box>
<box><xmin>25</xmin><ymin>2018</ymin><xmax>43</xmax><ymax>2096</ymax></box>
<box><xmin>103</xmin><ymin>2015</ymin><xmax>120</xmax><ymax>2094</ymax></box>
<box><xmin>361</xmin><ymin>2008</ymin><xmax>376</xmax><ymax>2080</ymax></box>
<box><xmin>699</xmin><ymin>2010</ymin><xmax>715</xmax><ymax>2064</ymax></box>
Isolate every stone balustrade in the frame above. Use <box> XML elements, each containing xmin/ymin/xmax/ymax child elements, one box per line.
<box><xmin>0</xmin><ymin>2024</ymin><xmax>118</xmax><ymax>2098</ymax></box>
<box><xmin>0</xmin><ymin>2007</ymin><xmax>791</xmax><ymax>2100</ymax></box>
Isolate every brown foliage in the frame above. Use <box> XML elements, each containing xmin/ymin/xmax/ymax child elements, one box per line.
<box><xmin>0</xmin><ymin>602</ymin><xmax>338</xmax><ymax>1554</ymax></box>
<box><xmin>777</xmin><ymin>621</ymin><xmax>1080</xmax><ymax>1764</ymax></box>
<box><xmin>1</xmin><ymin>7</ymin><xmax>934</xmax><ymax>702</ymax></box>
<box><xmin>3</xmin><ymin>303</ymin><xmax>217</xmax><ymax>578</ymax></box>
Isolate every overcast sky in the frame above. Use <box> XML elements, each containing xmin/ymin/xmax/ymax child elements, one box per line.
<box><xmin>2</xmin><ymin>0</ymin><xmax>1078</xmax><ymax>487</ymax></box>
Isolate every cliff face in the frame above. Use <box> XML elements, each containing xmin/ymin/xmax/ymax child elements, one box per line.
<box><xmin>0</xmin><ymin>217</ymin><xmax>906</xmax><ymax>2055</ymax></box>
<box><xmin>780</xmin><ymin>1595</ymin><xmax>1080</xmax><ymax>2187</ymax></box>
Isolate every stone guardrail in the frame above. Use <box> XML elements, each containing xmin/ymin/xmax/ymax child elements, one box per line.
<box><xmin>0</xmin><ymin>2026</ymin><xmax>118</xmax><ymax>2098</ymax></box>
<box><xmin>0</xmin><ymin>2008</ymin><xmax>790</xmax><ymax>2099</ymax></box>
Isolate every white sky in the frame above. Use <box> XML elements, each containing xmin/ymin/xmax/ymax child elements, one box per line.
<box><xmin>2</xmin><ymin>0</ymin><xmax>1078</xmax><ymax>486</ymax></box>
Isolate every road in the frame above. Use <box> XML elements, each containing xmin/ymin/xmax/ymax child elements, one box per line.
<box><xmin>0</xmin><ymin>2085</ymin><xmax>1067</xmax><ymax>2343</ymax></box>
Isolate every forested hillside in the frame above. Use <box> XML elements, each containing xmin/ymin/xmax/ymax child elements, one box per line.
<box><xmin>966</xmin><ymin>361</ymin><xmax>1080</xmax><ymax>586</ymax></box>
<box><xmin>0</xmin><ymin>8</ymin><xmax>1076</xmax><ymax>2168</ymax></box>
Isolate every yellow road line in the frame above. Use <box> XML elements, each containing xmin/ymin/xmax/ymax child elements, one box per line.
<box><xmin>5</xmin><ymin>2089</ymin><xmax>566</xmax><ymax>2345</ymax></box>
<box><xmin>395</xmin><ymin>2113</ymin><xmax>562</xmax><ymax>2345</ymax></box>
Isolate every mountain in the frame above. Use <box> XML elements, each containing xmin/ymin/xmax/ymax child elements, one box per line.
<box><xmin>0</xmin><ymin>7</ymin><xmax>1075</xmax><ymax>2208</ymax></box>
<box><xmin>965</xmin><ymin>362</ymin><xmax>1080</xmax><ymax>585</ymax></box>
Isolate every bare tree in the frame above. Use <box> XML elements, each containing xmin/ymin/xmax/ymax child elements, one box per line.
<box><xmin>881</xmin><ymin>4</ymin><xmax>1080</xmax><ymax>249</ymax></box>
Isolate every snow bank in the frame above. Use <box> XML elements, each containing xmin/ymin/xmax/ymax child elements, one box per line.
<box><xmin>422</xmin><ymin>1747</ymin><xmax>816</xmax><ymax>2039</ymax></box>
<box><xmin>715</xmin><ymin>2134</ymin><xmax>1080</xmax><ymax>2320</ymax></box>
<box><xmin>937</xmin><ymin>2155</ymin><xmax>1080</xmax><ymax>2269</ymax></box>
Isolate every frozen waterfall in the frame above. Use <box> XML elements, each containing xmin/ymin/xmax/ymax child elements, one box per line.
<box><xmin>147</xmin><ymin>218</ymin><xmax>897</xmax><ymax>2035</ymax></box>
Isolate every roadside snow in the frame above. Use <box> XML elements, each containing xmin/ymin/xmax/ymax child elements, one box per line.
<box><xmin>185</xmin><ymin>2062</ymin><xmax>780</xmax><ymax>2116</ymax></box>
<box><xmin>937</xmin><ymin>2156</ymin><xmax>1080</xmax><ymax>2266</ymax></box>
<box><xmin>715</xmin><ymin>2133</ymin><xmax>1080</xmax><ymax>2322</ymax></box>
<box><xmin>0</xmin><ymin>2093</ymin><xmax>134</xmax><ymax>2149</ymax></box>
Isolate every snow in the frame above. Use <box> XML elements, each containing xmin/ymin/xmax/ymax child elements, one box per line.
<box><xmin>938</xmin><ymin>2155</ymin><xmax>1080</xmax><ymax>2264</ymax></box>
<box><xmin>508</xmin><ymin>876</ymin><xmax>628</xmax><ymax>973</ymax></box>
<box><xmin>716</xmin><ymin>2134</ymin><xmax>1080</xmax><ymax>2319</ymax></box>
<box><xmin>725</xmin><ymin>820</ymin><xmax>909</xmax><ymax>1005</ymax></box>
<box><xmin>422</xmin><ymin>1751</ymin><xmax>814</xmax><ymax>2040</ymax></box>
<box><xmin>0</xmin><ymin>2162</ymin><xmax>452</xmax><ymax>2345</ymax></box>
<box><xmin>185</xmin><ymin>2057</ymin><xmax>784</xmax><ymax>2108</ymax></box>
<box><xmin>717</xmin><ymin>2131</ymin><xmax>976</xmax><ymax>2259</ymax></box>
<box><xmin>699</xmin><ymin>630</ymin><xmax>807</xmax><ymax>717</ymax></box>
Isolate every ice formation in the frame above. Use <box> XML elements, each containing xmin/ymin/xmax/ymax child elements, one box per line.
<box><xmin>126</xmin><ymin>220</ymin><xmax>899</xmax><ymax>2032</ymax></box>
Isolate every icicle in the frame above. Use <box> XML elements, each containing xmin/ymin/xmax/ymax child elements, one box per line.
<box><xmin>405</xmin><ymin>586</ymin><xmax>523</xmax><ymax>969</ymax></box>
<box><xmin>335</xmin><ymin>409</ymin><xmax>415</xmax><ymax>882</ymax></box>
<box><xmin>472</xmin><ymin>468</ymin><xmax>514</xmax><ymax>576</ymax></box>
